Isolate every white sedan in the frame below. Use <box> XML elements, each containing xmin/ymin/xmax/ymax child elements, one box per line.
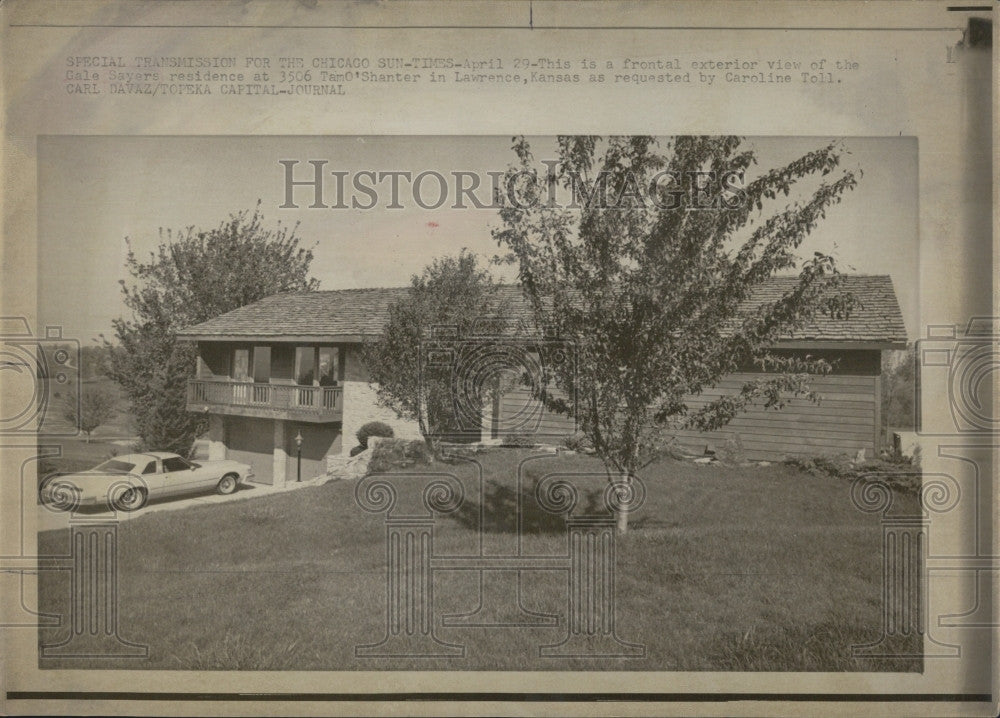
<box><xmin>40</xmin><ymin>452</ymin><xmax>254</xmax><ymax>512</ymax></box>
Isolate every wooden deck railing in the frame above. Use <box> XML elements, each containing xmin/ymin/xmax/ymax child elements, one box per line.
<box><xmin>188</xmin><ymin>379</ymin><xmax>343</xmax><ymax>419</ymax></box>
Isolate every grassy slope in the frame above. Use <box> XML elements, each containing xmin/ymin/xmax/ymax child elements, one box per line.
<box><xmin>37</xmin><ymin>449</ymin><xmax>921</xmax><ymax>671</ymax></box>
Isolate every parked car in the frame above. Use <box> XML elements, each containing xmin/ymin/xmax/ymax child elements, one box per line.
<box><xmin>39</xmin><ymin>452</ymin><xmax>254</xmax><ymax>512</ymax></box>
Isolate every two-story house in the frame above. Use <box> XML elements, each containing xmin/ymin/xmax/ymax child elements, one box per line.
<box><xmin>177</xmin><ymin>276</ymin><xmax>907</xmax><ymax>484</ymax></box>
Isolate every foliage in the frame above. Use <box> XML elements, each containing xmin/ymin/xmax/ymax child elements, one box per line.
<box><xmin>367</xmin><ymin>438</ymin><xmax>433</xmax><ymax>473</ymax></box>
<box><xmin>881</xmin><ymin>344</ymin><xmax>917</xmax><ymax>431</ymax></box>
<box><xmin>348</xmin><ymin>445</ymin><xmax>366</xmax><ymax>457</ymax></box>
<box><xmin>356</xmin><ymin>421</ymin><xmax>394</xmax><ymax>449</ymax></box>
<box><xmin>61</xmin><ymin>386</ymin><xmax>117</xmax><ymax>442</ymax></box>
<box><xmin>80</xmin><ymin>345</ymin><xmax>113</xmax><ymax>379</ymax></box>
<box><xmin>363</xmin><ymin>250</ymin><xmax>508</xmax><ymax>441</ymax></box>
<box><xmin>491</xmin><ymin>136</ymin><xmax>861</xmax><ymax>530</ymax></box>
<box><xmin>44</xmin><ymin>343</ymin><xmax>112</xmax><ymax>381</ymax></box>
<box><xmin>782</xmin><ymin>452</ymin><xmax>921</xmax><ymax>494</ymax></box>
<box><xmin>500</xmin><ymin>432</ymin><xmax>536</xmax><ymax>448</ymax></box>
<box><xmin>106</xmin><ymin>202</ymin><xmax>318</xmax><ymax>455</ymax></box>
<box><xmin>561</xmin><ymin>430</ymin><xmax>593</xmax><ymax>452</ymax></box>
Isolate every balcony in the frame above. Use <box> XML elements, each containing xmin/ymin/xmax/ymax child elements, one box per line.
<box><xmin>187</xmin><ymin>379</ymin><xmax>343</xmax><ymax>423</ymax></box>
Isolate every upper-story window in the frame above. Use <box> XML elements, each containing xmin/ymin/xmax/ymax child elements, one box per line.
<box><xmin>228</xmin><ymin>344</ymin><xmax>340</xmax><ymax>386</ymax></box>
<box><xmin>233</xmin><ymin>348</ymin><xmax>250</xmax><ymax>381</ymax></box>
<box><xmin>318</xmin><ymin>347</ymin><xmax>338</xmax><ymax>386</ymax></box>
<box><xmin>295</xmin><ymin>347</ymin><xmax>315</xmax><ymax>385</ymax></box>
<box><xmin>252</xmin><ymin>346</ymin><xmax>271</xmax><ymax>383</ymax></box>
<box><xmin>295</xmin><ymin>346</ymin><xmax>339</xmax><ymax>386</ymax></box>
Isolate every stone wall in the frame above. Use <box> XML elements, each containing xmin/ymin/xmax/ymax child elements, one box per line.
<box><xmin>340</xmin><ymin>344</ymin><xmax>421</xmax><ymax>454</ymax></box>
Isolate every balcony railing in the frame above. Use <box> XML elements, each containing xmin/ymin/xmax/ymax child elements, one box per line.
<box><xmin>188</xmin><ymin>379</ymin><xmax>343</xmax><ymax>422</ymax></box>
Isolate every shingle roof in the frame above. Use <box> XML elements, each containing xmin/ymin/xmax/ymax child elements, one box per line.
<box><xmin>178</xmin><ymin>275</ymin><xmax>907</xmax><ymax>345</ymax></box>
<box><xmin>733</xmin><ymin>274</ymin><xmax>907</xmax><ymax>344</ymax></box>
<box><xmin>177</xmin><ymin>287</ymin><xmax>412</xmax><ymax>339</ymax></box>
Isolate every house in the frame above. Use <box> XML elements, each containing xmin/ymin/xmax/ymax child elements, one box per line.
<box><xmin>176</xmin><ymin>275</ymin><xmax>907</xmax><ymax>483</ymax></box>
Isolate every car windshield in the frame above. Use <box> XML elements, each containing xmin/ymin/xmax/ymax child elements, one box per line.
<box><xmin>93</xmin><ymin>459</ymin><xmax>137</xmax><ymax>473</ymax></box>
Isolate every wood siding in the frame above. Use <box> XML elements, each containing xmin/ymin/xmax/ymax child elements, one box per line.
<box><xmin>495</xmin><ymin>387</ymin><xmax>577</xmax><ymax>439</ymax></box>
<box><xmin>495</xmin><ymin>349</ymin><xmax>882</xmax><ymax>461</ymax></box>
<box><xmin>671</xmin><ymin>373</ymin><xmax>878</xmax><ymax>461</ymax></box>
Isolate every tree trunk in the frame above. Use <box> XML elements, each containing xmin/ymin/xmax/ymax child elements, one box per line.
<box><xmin>616</xmin><ymin>470</ymin><xmax>630</xmax><ymax>534</ymax></box>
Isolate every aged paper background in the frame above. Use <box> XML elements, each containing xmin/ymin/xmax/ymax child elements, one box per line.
<box><xmin>1</xmin><ymin>1</ymin><xmax>995</xmax><ymax>715</ymax></box>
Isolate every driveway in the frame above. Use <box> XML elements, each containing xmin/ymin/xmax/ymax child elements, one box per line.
<box><xmin>36</xmin><ymin>474</ymin><xmax>334</xmax><ymax>533</ymax></box>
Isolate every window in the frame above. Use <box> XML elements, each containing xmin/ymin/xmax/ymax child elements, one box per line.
<box><xmin>162</xmin><ymin>457</ymin><xmax>191</xmax><ymax>472</ymax></box>
<box><xmin>233</xmin><ymin>348</ymin><xmax>250</xmax><ymax>381</ymax></box>
<box><xmin>319</xmin><ymin>347</ymin><xmax>338</xmax><ymax>386</ymax></box>
<box><xmin>95</xmin><ymin>459</ymin><xmax>136</xmax><ymax>474</ymax></box>
<box><xmin>252</xmin><ymin>346</ymin><xmax>271</xmax><ymax>383</ymax></box>
<box><xmin>141</xmin><ymin>460</ymin><xmax>158</xmax><ymax>474</ymax></box>
<box><xmin>295</xmin><ymin>347</ymin><xmax>315</xmax><ymax>386</ymax></box>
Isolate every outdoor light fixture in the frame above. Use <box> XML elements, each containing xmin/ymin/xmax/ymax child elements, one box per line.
<box><xmin>295</xmin><ymin>431</ymin><xmax>303</xmax><ymax>482</ymax></box>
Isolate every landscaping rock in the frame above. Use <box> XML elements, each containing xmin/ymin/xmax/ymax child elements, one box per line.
<box><xmin>326</xmin><ymin>449</ymin><xmax>372</xmax><ymax>481</ymax></box>
<box><xmin>715</xmin><ymin>433</ymin><xmax>746</xmax><ymax>465</ymax></box>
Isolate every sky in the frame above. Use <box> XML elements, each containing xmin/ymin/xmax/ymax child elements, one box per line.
<box><xmin>38</xmin><ymin>135</ymin><xmax>918</xmax><ymax>342</ymax></box>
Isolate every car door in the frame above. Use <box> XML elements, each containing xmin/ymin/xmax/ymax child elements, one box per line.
<box><xmin>160</xmin><ymin>456</ymin><xmax>201</xmax><ymax>496</ymax></box>
<box><xmin>187</xmin><ymin>461</ymin><xmax>222</xmax><ymax>492</ymax></box>
<box><xmin>137</xmin><ymin>458</ymin><xmax>166</xmax><ymax>498</ymax></box>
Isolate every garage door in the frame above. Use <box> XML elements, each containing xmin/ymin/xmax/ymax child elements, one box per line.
<box><xmin>225</xmin><ymin>416</ymin><xmax>274</xmax><ymax>484</ymax></box>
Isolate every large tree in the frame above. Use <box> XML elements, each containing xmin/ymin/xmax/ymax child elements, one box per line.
<box><xmin>107</xmin><ymin>203</ymin><xmax>318</xmax><ymax>455</ymax></box>
<box><xmin>363</xmin><ymin>250</ymin><xmax>507</xmax><ymax>443</ymax></box>
<box><xmin>492</xmin><ymin>136</ymin><xmax>861</xmax><ymax>531</ymax></box>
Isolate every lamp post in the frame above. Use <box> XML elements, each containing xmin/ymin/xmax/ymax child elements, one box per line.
<box><xmin>295</xmin><ymin>431</ymin><xmax>303</xmax><ymax>482</ymax></box>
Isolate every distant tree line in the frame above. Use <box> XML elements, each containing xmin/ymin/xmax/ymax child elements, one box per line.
<box><xmin>882</xmin><ymin>344</ymin><xmax>917</xmax><ymax>433</ymax></box>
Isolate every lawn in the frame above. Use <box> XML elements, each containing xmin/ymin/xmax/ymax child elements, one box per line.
<box><xmin>36</xmin><ymin>448</ymin><xmax>922</xmax><ymax>671</ymax></box>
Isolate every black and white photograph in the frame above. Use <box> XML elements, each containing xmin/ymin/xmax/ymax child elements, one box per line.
<box><xmin>0</xmin><ymin>1</ymin><xmax>994</xmax><ymax>716</ymax></box>
<box><xmin>32</xmin><ymin>134</ymin><xmax>923</xmax><ymax>671</ymax></box>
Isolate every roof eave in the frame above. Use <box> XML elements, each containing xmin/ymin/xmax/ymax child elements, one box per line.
<box><xmin>177</xmin><ymin>333</ymin><xmax>370</xmax><ymax>343</ymax></box>
<box><xmin>772</xmin><ymin>339</ymin><xmax>908</xmax><ymax>350</ymax></box>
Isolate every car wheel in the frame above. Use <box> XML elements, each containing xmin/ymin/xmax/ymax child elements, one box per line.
<box><xmin>112</xmin><ymin>486</ymin><xmax>147</xmax><ymax>512</ymax></box>
<box><xmin>217</xmin><ymin>473</ymin><xmax>239</xmax><ymax>495</ymax></box>
<box><xmin>40</xmin><ymin>478</ymin><xmax>81</xmax><ymax>513</ymax></box>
